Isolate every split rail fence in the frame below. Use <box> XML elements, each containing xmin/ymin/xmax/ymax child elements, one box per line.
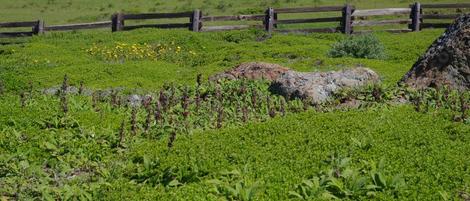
<box><xmin>1</xmin><ymin>2</ymin><xmax>469</xmax><ymax>38</ymax></box>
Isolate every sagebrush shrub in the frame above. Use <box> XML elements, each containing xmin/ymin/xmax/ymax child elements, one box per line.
<box><xmin>328</xmin><ymin>34</ymin><xmax>386</xmax><ymax>59</ymax></box>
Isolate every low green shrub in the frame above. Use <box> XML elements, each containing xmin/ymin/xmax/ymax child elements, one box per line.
<box><xmin>289</xmin><ymin>156</ymin><xmax>406</xmax><ymax>200</ymax></box>
<box><xmin>328</xmin><ymin>34</ymin><xmax>386</xmax><ymax>59</ymax></box>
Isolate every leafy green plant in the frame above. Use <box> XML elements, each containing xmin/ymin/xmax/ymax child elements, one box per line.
<box><xmin>128</xmin><ymin>154</ymin><xmax>181</xmax><ymax>187</ymax></box>
<box><xmin>350</xmin><ymin>136</ymin><xmax>373</xmax><ymax>151</ymax></box>
<box><xmin>362</xmin><ymin>158</ymin><xmax>406</xmax><ymax>197</ymax></box>
<box><xmin>289</xmin><ymin>155</ymin><xmax>406</xmax><ymax>200</ymax></box>
<box><xmin>288</xmin><ymin>178</ymin><xmax>336</xmax><ymax>200</ymax></box>
<box><xmin>207</xmin><ymin>167</ymin><xmax>262</xmax><ymax>201</ymax></box>
<box><xmin>328</xmin><ymin>34</ymin><xmax>386</xmax><ymax>59</ymax></box>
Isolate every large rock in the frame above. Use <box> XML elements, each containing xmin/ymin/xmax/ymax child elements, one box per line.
<box><xmin>210</xmin><ymin>62</ymin><xmax>289</xmax><ymax>81</ymax></box>
<box><xmin>400</xmin><ymin>14</ymin><xmax>470</xmax><ymax>90</ymax></box>
<box><xmin>269</xmin><ymin>68</ymin><xmax>380</xmax><ymax>103</ymax></box>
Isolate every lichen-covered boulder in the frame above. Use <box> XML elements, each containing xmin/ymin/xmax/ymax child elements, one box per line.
<box><xmin>400</xmin><ymin>14</ymin><xmax>470</xmax><ymax>90</ymax></box>
<box><xmin>269</xmin><ymin>68</ymin><xmax>380</xmax><ymax>103</ymax></box>
<box><xmin>210</xmin><ymin>62</ymin><xmax>290</xmax><ymax>81</ymax></box>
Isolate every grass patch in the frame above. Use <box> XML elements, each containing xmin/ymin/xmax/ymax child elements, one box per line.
<box><xmin>0</xmin><ymin>29</ymin><xmax>443</xmax><ymax>91</ymax></box>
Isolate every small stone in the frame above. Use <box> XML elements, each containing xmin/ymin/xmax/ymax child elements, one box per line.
<box><xmin>128</xmin><ymin>94</ymin><xmax>142</xmax><ymax>108</ymax></box>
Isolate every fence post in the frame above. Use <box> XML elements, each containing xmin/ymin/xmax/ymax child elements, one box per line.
<box><xmin>33</xmin><ymin>20</ymin><xmax>44</xmax><ymax>35</ymax></box>
<box><xmin>112</xmin><ymin>13</ymin><xmax>124</xmax><ymax>32</ymax></box>
<box><xmin>191</xmin><ymin>9</ymin><xmax>201</xmax><ymax>32</ymax></box>
<box><xmin>410</xmin><ymin>2</ymin><xmax>421</xmax><ymax>32</ymax></box>
<box><xmin>265</xmin><ymin>8</ymin><xmax>274</xmax><ymax>33</ymax></box>
<box><xmin>273</xmin><ymin>12</ymin><xmax>278</xmax><ymax>28</ymax></box>
<box><xmin>341</xmin><ymin>4</ymin><xmax>352</xmax><ymax>34</ymax></box>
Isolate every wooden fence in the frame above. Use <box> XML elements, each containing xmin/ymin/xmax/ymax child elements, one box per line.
<box><xmin>111</xmin><ymin>11</ymin><xmax>196</xmax><ymax>32</ymax></box>
<box><xmin>1</xmin><ymin>2</ymin><xmax>469</xmax><ymax>38</ymax></box>
<box><xmin>200</xmin><ymin>14</ymin><xmax>265</xmax><ymax>32</ymax></box>
<box><xmin>419</xmin><ymin>3</ymin><xmax>470</xmax><ymax>29</ymax></box>
<box><xmin>0</xmin><ymin>20</ymin><xmax>43</xmax><ymax>38</ymax></box>
<box><xmin>44</xmin><ymin>21</ymin><xmax>111</xmax><ymax>32</ymax></box>
<box><xmin>269</xmin><ymin>5</ymin><xmax>349</xmax><ymax>34</ymax></box>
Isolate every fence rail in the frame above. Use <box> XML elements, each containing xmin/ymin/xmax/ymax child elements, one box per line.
<box><xmin>421</xmin><ymin>14</ymin><xmax>460</xmax><ymax>19</ymax></box>
<box><xmin>202</xmin><ymin>25</ymin><xmax>264</xmax><ymax>32</ymax></box>
<box><xmin>44</xmin><ymin>21</ymin><xmax>111</xmax><ymax>31</ymax></box>
<box><xmin>0</xmin><ymin>21</ymin><xmax>38</xmax><ymax>28</ymax></box>
<box><xmin>123</xmin><ymin>23</ymin><xmax>191</xmax><ymax>31</ymax></box>
<box><xmin>199</xmin><ymin>13</ymin><xmax>264</xmax><ymax>32</ymax></box>
<box><xmin>276</xmin><ymin>27</ymin><xmax>341</xmax><ymax>34</ymax></box>
<box><xmin>0</xmin><ymin>2</ymin><xmax>468</xmax><ymax>38</ymax></box>
<box><xmin>274</xmin><ymin>6</ymin><xmax>344</xmax><ymax>13</ymax></box>
<box><xmin>0</xmin><ymin>20</ymin><xmax>43</xmax><ymax>38</ymax></box>
<box><xmin>275</xmin><ymin>17</ymin><xmax>342</xmax><ymax>25</ymax></box>
<box><xmin>420</xmin><ymin>3</ymin><xmax>470</xmax><ymax>8</ymax></box>
<box><xmin>416</xmin><ymin>3</ymin><xmax>470</xmax><ymax>31</ymax></box>
<box><xmin>0</xmin><ymin>31</ymin><xmax>34</xmax><ymax>38</ymax></box>
<box><xmin>352</xmin><ymin>19</ymin><xmax>411</xmax><ymax>27</ymax></box>
<box><xmin>201</xmin><ymin>15</ymin><xmax>265</xmax><ymax>22</ymax></box>
<box><xmin>122</xmin><ymin>12</ymin><xmax>193</xmax><ymax>20</ymax></box>
<box><xmin>270</xmin><ymin>5</ymin><xmax>349</xmax><ymax>34</ymax></box>
<box><xmin>352</xmin><ymin>8</ymin><xmax>411</xmax><ymax>17</ymax></box>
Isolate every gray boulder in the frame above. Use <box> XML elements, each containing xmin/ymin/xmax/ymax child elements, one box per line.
<box><xmin>269</xmin><ymin>68</ymin><xmax>380</xmax><ymax>103</ymax></box>
<box><xmin>400</xmin><ymin>14</ymin><xmax>470</xmax><ymax>90</ymax></box>
<box><xmin>210</xmin><ymin>62</ymin><xmax>290</xmax><ymax>81</ymax></box>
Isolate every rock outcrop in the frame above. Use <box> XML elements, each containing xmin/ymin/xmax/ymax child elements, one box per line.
<box><xmin>269</xmin><ymin>68</ymin><xmax>380</xmax><ymax>103</ymax></box>
<box><xmin>400</xmin><ymin>14</ymin><xmax>470</xmax><ymax>90</ymax></box>
<box><xmin>210</xmin><ymin>62</ymin><xmax>289</xmax><ymax>81</ymax></box>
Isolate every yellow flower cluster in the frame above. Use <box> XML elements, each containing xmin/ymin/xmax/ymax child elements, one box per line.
<box><xmin>86</xmin><ymin>42</ymin><xmax>197</xmax><ymax>62</ymax></box>
<box><xmin>86</xmin><ymin>42</ymin><xmax>156</xmax><ymax>61</ymax></box>
<box><xmin>32</xmin><ymin>58</ymin><xmax>51</xmax><ymax>65</ymax></box>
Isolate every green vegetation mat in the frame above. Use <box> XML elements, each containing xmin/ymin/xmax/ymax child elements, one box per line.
<box><xmin>0</xmin><ymin>28</ymin><xmax>443</xmax><ymax>91</ymax></box>
<box><xmin>1</xmin><ymin>91</ymin><xmax>469</xmax><ymax>200</ymax></box>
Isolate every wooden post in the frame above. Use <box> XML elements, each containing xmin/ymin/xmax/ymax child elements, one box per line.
<box><xmin>33</xmin><ymin>20</ymin><xmax>44</xmax><ymax>35</ymax></box>
<box><xmin>410</xmin><ymin>2</ymin><xmax>421</xmax><ymax>31</ymax></box>
<box><xmin>112</xmin><ymin>13</ymin><xmax>124</xmax><ymax>32</ymax></box>
<box><xmin>273</xmin><ymin>12</ymin><xmax>278</xmax><ymax>28</ymax></box>
<box><xmin>265</xmin><ymin>8</ymin><xmax>274</xmax><ymax>33</ymax></box>
<box><xmin>191</xmin><ymin>9</ymin><xmax>201</xmax><ymax>32</ymax></box>
<box><xmin>341</xmin><ymin>4</ymin><xmax>352</xmax><ymax>34</ymax></box>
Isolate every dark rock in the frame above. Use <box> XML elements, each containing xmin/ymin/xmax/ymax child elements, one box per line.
<box><xmin>210</xmin><ymin>62</ymin><xmax>290</xmax><ymax>81</ymax></box>
<box><xmin>400</xmin><ymin>14</ymin><xmax>470</xmax><ymax>90</ymax></box>
<box><xmin>270</xmin><ymin>68</ymin><xmax>380</xmax><ymax>103</ymax></box>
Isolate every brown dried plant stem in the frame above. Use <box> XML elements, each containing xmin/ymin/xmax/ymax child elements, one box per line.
<box><xmin>460</xmin><ymin>92</ymin><xmax>468</xmax><ymax>120</ymax></box>
<box><xmin>144</xmin><ymin>108</ymin><xmax>153</xmax><ymax>134</ymax></box>
<box><xmin>20</xmin><ymin>92</ymin><xmax>26</xmax><ymax>108</ymax></box>
<box><xmin>78</xmin><ymin>81</ymin><xmax>84</xmax><ymax>95</ymax></box>
<box><xmin>131</xmin><ymin>107</ymin><xmax>138</xmax><ymax>136</ymax></box>
<box><xmin>118</xmin><ymin>120</ymin><xmax>125</xmax><ymax>147</ymax></box>
<box><xmin>92</xmin><ymin>92</ymin><xmax>100</xmax><ymax>112</ymax></box>
<box><xmin>154</xmin><ymin>100</ymin><xmax>163</xmax><ymax>126</ymax></box>
<box><xmin>217</xmin><ymin>103</ymin><xmax>224</xmax><ymax>129</ymax></box>
<box><xmin>168</xmin><ymin>130</ymin><xmax>177</xmax><ymax>149</ymax></box>
<box><xmin>267</xmin><ymin>95</ymin><xmax>276</xmax><ymax>118</ymax></box>
<box><xmin>0</xmin><ymin>80</ymin><xmax>4</xmax><ymax>96</ymax></box>
<box><xmin>280</xmin><ymin>97</ymin><xmax>286</xmax><ymax>116</ymax></box>
<box><xmin>60</xmin><ymin>75</ymin><xmax>69</xmax><ymax>115</ymax></box>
